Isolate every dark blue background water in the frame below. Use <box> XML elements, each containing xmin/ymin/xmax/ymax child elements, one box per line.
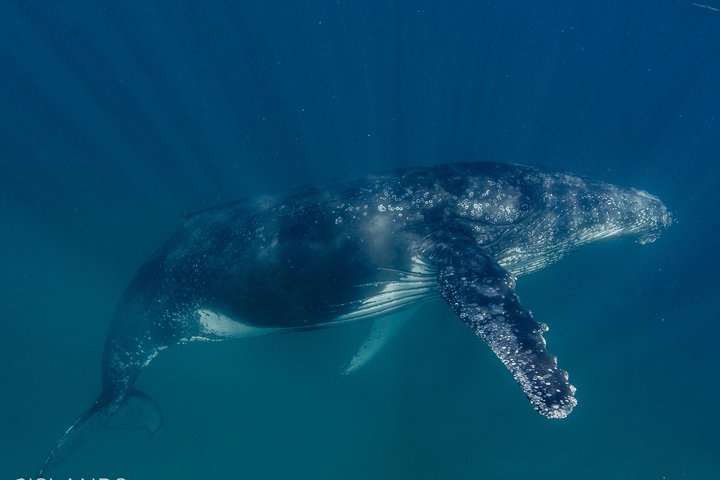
<box><xmin>1</xmin><ymin>1</ymin><xmax>718</xmax><ymax>478</ymax></box>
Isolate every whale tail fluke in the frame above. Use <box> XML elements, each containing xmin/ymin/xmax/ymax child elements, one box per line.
<box><xmin>105</xmin><ymin>388</ymin><xmax>163</xmax><ymax>434</ymax></box>
<box><xmin>38</xmin><ymin>395</ymin><xmax>112</xmax><ymax>476</ymax></box>
<box><xmin>38</xmin><ymin>388</ymin><xmax>163</xmax><ymax>476</ymax></box>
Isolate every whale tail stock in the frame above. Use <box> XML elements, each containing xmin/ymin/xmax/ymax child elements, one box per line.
<box><xmin>38</xmin><ymin>387</ymin><xmax>163</xmax><ymax>476</ymax></box>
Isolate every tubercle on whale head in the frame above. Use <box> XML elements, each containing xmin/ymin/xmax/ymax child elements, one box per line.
<box><xmin>625</xmin><ymin>188</ymin><xmax>674</xmax><ymax>244</ymax></box>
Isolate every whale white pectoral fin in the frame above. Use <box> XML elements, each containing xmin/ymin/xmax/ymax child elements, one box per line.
<box><xmin>432</xmin><ymin>235</ymin><xmax>577</xmax><ymax>419</ymax></box>
<box><xmin>106</xmin><ymin>388</ymin><xmax>163</xmax><ymax>435</ymax></box>
<box><xmin>341</xmin><ymin>310</ymin><xmax>414</xmax><ymax>375</ymax></box>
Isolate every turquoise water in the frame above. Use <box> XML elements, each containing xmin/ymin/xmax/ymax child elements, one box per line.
<box><xmin>1</xmin><ymin>1</ymin><xmax>718</xmax><ymax>478</ymax></box>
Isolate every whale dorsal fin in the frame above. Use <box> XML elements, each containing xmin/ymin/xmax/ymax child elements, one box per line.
<box><xmin>429</xmin><ymin>234</ymin><xmax>577</xmax><ymax>419</ymax></box>
<box><xmin>341</xmin><ymin>309</ymin><xmax>416</xmax><ymax>374</ymax></box>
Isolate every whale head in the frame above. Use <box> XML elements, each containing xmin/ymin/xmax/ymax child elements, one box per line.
<box><xmin>490</xmin><ymin>168</ymin><xmax>673</xmax><ymax>275</ymax></box>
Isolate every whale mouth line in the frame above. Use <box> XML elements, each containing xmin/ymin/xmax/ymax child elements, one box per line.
<box><xmin>665</xmin><ymin>209</ymin><xmax>676</xmax><ymax>227</ymax></box>
<box><xmin>637</xmin><ymin>208</ymin><xmax>674</xmax><ymax>244</ymax></box>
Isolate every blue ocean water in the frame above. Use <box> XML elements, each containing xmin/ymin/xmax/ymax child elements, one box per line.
<box><xmin>1</xmin><ymin>0</ymin><xmax>718</xmax><ymax>478</ymax></box>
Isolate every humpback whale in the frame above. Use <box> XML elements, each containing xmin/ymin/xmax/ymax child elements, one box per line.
<box><xmin>39</xmin><ymin>162</ymin><xmax>671</xmax><ymax>473</ymax></box>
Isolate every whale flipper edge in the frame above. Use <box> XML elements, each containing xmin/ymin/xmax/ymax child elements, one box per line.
<box><xmin>432</xmin><ymin>234</ymin><xmax>577</xmax><ymax>419</ymax></box>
